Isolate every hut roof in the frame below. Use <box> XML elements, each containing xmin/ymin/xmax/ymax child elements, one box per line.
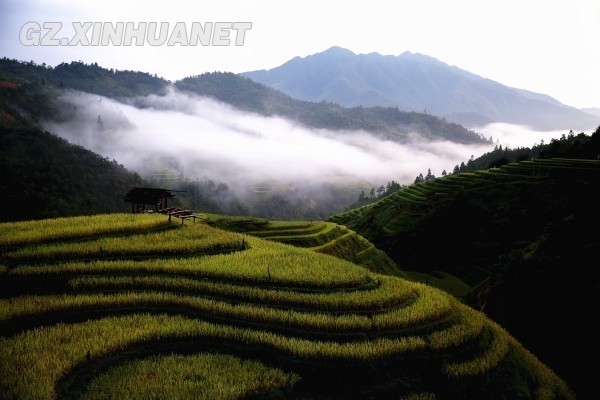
<box><xmin>124</xmin><ymin>187</ymin><xmax>175</xmax><ymax>204</ymax></box>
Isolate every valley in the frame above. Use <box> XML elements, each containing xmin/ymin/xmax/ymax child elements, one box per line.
<box><xmin>1</xmin><ymin>27</ymin><xmax>597</xmax><ymax>398</ymax></box>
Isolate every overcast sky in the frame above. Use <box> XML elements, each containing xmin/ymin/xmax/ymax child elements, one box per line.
<box><xmin>1</xmin><ymin>0</ymin><xmax>599</xmax><ymax>108</ymax></box>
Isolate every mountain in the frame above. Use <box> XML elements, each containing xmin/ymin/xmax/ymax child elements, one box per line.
<box><xmin>0</xmin><ymin>98</ymin><xmax>144</xmax><ymax>222</ymax></box>
<box><xmin>0</xmin><ymin>77</ymin><xmax>361</xmax><ymax>222</ymax></box>
<box><xmin>0</xmin><ymin>59</ymin><xmax>488</xmax><ymax>224</ymax></box>
<box><xmin>328</xmin><ymin>129</ymin><xmax>600</xmax><ymax>398</ymax></box>
<box><xmin>242</xmin><ymin>46</ymin><xmax>600</xmax><ymax>131</ymax></box>
<box><xmin>1</xmin><ymin>57</ymin><xmax>485</xmax><ymax>144</ymax></box>
<box><xmin>175</xmin><ymin>72</ymin><xmax>485</xmax><ymax>143</ymax></box>
<box><xmin>0</xmin><ymin>57</ymin><xmax>169</xmax><ymax>99</ymax></box>
<box><xmin>582</xmin><ymin>107</ymin><xmax>600</xmax><ymax>118</ymax></box>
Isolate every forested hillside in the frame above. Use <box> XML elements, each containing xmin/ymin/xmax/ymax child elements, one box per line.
<box><xmin>0</xmin><ymin>58</ymin><xmax>169</xmax><ymax>98</ymax></box>
<box><xmin>0</xmin><ymin>87</ymin><xmax>143</xmax><ymax>221</ymax></box>
<box><xmin>329</xmin><ymin>128</ymin><xmax>600</xmax><ymax>397</ymax></box>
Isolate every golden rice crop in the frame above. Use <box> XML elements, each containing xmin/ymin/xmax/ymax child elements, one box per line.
<box><xmin>442</xmin><ymin>325</ymin><xmax>510</xmax><ymax>377</ymax></box>
<box><xmin>82</xmin><ymin>353</ymin><xmax>299</xmax><ymax>400</ymax></box>
<box><xmin>4</xmin><ymin>223</ymin><xmax>241</xmax><ymax>261</ymax></box>
<box><xmin>10</xmin><ymin>239</ymin><xmax>374</xmax><ymax>289</ymax></box>
<box><xmin>0</xmin><ymin>313</ymin><xmax>426</xmax><ymax>399</ymax></box>
<box><xmin>0</xmin><ymin>213</ymin><xmax>574</xmax><ymax>400</ymax></box>
<box><xmin>0</xmin><ymin>214</ymin><xmax>169</xmax><ymax>247</ymax></box>
<box><xmin>67</xmin><ymin>274</ymin><xmax>414</xmax><ymax>312</ymax></box>
<box><xmin>0</xmin><ymin>289</ymin><xmax>423</xmax><ymax>333</ymax></box>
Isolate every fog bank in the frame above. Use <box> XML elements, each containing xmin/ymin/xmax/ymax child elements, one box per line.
<box><xmin>45</xmin><ymin>89</ymin><xmax>493</xmax><ymax>190</ymax></box>
<box><xmin>474</xmin><ymin>122</ymin><xmax>595</xmax><ymax>149</ymax></box>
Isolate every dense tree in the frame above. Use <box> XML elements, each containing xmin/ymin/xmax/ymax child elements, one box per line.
<box><xmin>350</xmin><ymin>180</ymin><xmax>404</xmax><ymax>208</ymax></box>
<box><xmin>425</xmin><ymin>168</ymin><xmax>435</xmax><ymax>181</ymax></box>
<box><xmin>358</xmin><ymin>190</ymin><xmax>366</xmax><ymax>202</ymax></box>
<box><xmin>0</xmin><ymin>119</ymin><xmax>143</xmax><ymax>221</ymax></box>
<box><xmin>0</xmin><ymin>57</ymin><xmax>169</xmax><ymax>99</ymax></box>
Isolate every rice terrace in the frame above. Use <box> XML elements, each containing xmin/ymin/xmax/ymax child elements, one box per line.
<box><xmin>2</xmin><ymin>3</ymin><xmax>600</xmax><ymax>397</ymax></box>
<box><xmin>0</xmin><ymin>209</ymin><xmax>575</xmax><ymax>399</ymax></box>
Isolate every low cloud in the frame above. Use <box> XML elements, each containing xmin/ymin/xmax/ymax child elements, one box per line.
<box><xmin>44</xmin><ymin>88</ymin><xmax>493</xmax><ymax>191</ymax></box>
<box><xmin>474</xmin><ymin>122</ymin><xmax>595</xmax><ymax>149</ymax></box>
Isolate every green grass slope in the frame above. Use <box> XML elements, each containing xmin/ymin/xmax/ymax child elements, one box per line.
<box><xmin>204</xmin><ymin>214</ymin><xmax>400</xmax><ymax>276</ymax></box>
<box><xmin>329</xmin><ymin>156</ymin><xmax>599</xmax><ymax>397</ymax></box>
<box><xmin>0</xmin><ymin>214</ymin><xmax>571</xmax><ymax>399</ymax></box>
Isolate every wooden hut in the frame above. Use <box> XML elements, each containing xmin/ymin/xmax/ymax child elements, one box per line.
<box><xmin>124</xmin><ymin>187</ymin><xmax>175</xmax><ymax>213</ymax></box>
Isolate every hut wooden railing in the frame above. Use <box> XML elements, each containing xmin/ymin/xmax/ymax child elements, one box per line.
<box><xmin>159</xmin><ymin>207</ymin><xmax>206</xmax><ymax>224</ymax></box>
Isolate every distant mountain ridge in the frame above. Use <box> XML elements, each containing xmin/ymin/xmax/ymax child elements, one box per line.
<box><xmin>242</xmin><ymin>46</ymin><xmax>599</xmax><ymax>131</ymax></box>
<box><xmin>582</xmin><ymin>107</ymin><xmax>600</xmax><ymax>118</ymax></box>
<box><xmin>174</xmin><ymin>72</ymin><xmax>486</xmax><ymax>143</ymax></box>
<box><xmin>0</xmin><ymin>57</ymin><xmax>485</xmax><ymax>144</ymax></box>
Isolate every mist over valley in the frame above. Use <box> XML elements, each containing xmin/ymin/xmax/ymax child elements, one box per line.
<box><xmin>43</xmin><ymin>87</ymin><xmax>499</xmax><ymax>217</ymax></box>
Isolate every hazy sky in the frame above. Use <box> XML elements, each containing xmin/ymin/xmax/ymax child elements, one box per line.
<box><xmin>1</xmin><ymin>0</ymin><xmax>599</xmax><ymax>108</ymax></box>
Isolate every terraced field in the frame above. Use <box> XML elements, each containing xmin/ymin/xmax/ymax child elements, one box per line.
<box><xmin>0</xmin><ymin>213</ymin><xmax>572</xmax><ymax>399</ymax></box>
<box><xmin>329</xmin><ymin>158</ymin><xmax>600</xmax><ymax>226</ymax></box>
<box><xmin>328</xmin><ymin>157</ymin><xmax>600</xmax><ymax>288</ymax></box>
<box><xmin>203</xmin><ymin>214</ymin><xmax>400</xmax><ymax>276</ymax></box>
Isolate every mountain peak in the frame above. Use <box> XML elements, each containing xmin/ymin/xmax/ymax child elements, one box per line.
<box><xmin>322</xmin><ymin>46</ymin><xmax>355</xmax><ymax>55</ymax></box>
<box><xmin>311</xmin><ymin>46</ymin><xmax>356</xmax><ymax>59</ymax></box>
<box><xmin>242</xmin><ymin>48</ymin><xmax>599</xmax><ymax>130</ymax></box>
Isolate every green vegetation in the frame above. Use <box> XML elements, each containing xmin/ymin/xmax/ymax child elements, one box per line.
<box><xmin>0</xmin><ymin>213</ymin><xmax>169</xmax><ymax>247</ymax></box>
<box><xmin>0</xmin><ymin>214</ymin><xmax>572</xmax><ymax>399</ymax></box>
<box><xmin>0</xmin><ymin>56</ymin><xmax>589</xmax><ymax>398</ymax></box>
<box><xmin>4</xmin><ymin>222</ymin><xmax>240</xmax><ymax>262</ymax></box>
<box><xmin>401</xmin><ymin>270</ymin><xmax>472</xmax><ymax>299</ymax></box>
<box><xmin>329</xmin><ymin>139</ymin><xmax>600</xmax><ymax>397</ymax></box>
<box><xmin>0</xmin><ymin>58</ymin><xmax>486</xmax><ymax>224</ymax></box>
<box><xmin>207</xmin><ymin>215</ymin><xmax>400</xmax><ymax>276</ymax></box>
<box><xmin>330</xmin><ymin>157</ymin><xmax>599</xmax><ymax>283</ymax></box>
<box><xmin>65</xmin><ymin>274</ymin><xmax>413</xmax><ymax>312</ymax></box>
<box><xmin>348</xmin><ymin>180</ymin><xmax>405</xmax><ymax>209</ymax></box>
<box><xmin>0</xmin><ymin>67</ymin><xmax>151</xmax><ymax>223</ymax></box>
<box><xmin>0</xmin><ymin>289</ymin><xmax>440</xmax><ymax>334</ymax></box>
<box><xmin>0</xmin><ymin>60</ymin><xmax>364</xmax><ymax>222</ymax></box>
<box><xmin>0</xmin><ymin>58</ymin><xmax>169</xmax><ymax>99</ymax></box>
<box><xmin>83</xmin><ymin>353</ymin><xmax>299</xmax><ymax>400</ymax></box>
<box><xmin>0</xmin><ymin>119</ymin><xmax>143</xmax><ymax>222</ymax></box>
<box><xmin>8</xmin><ymin>242</ymin><xmax>372</xmax><ymax>290</ymax></box>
